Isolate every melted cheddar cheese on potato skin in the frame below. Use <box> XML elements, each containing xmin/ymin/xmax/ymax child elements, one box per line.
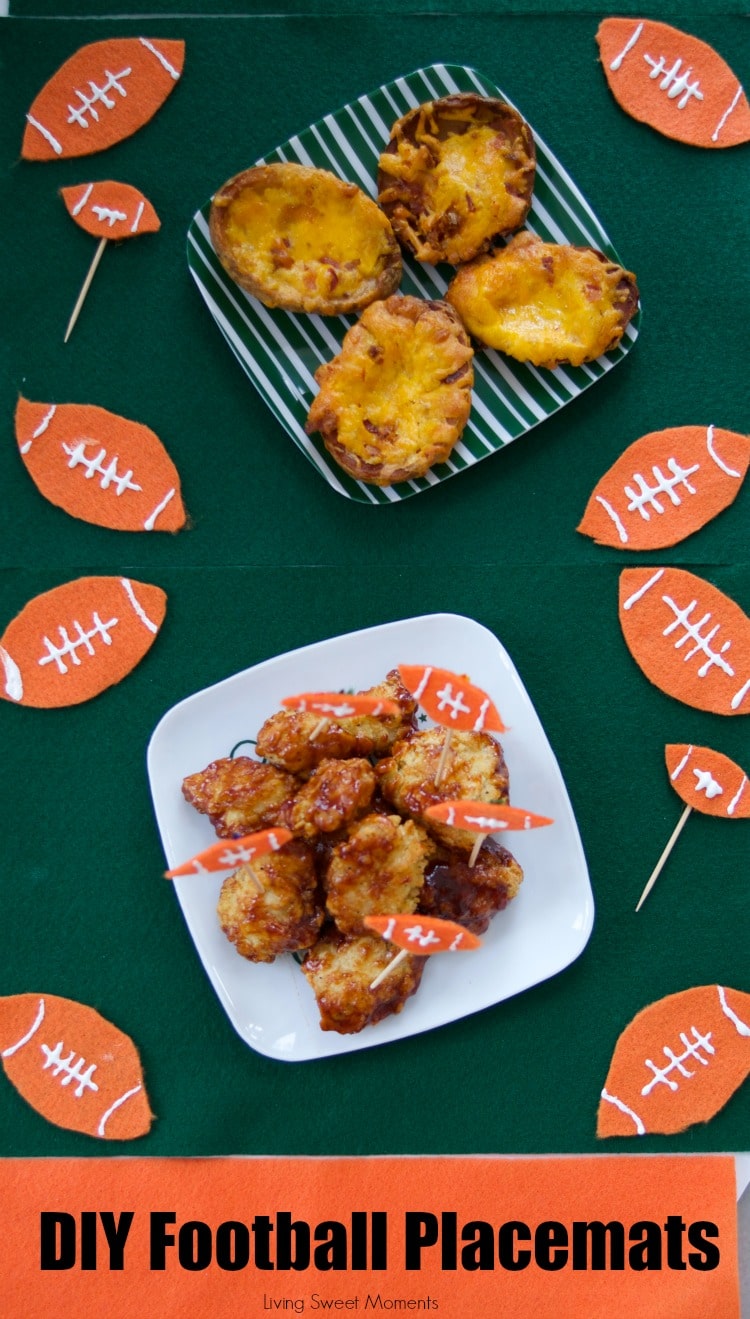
<box><xmin>306</xmin><ymin>295</ymin><xmax>474</xmax><ymax>487</ymax></box>
<box><xmin>209</xmin><ymin>163</ymin><xmax>402</xmax><ymax>314</ymax></box>
<box><xmin>378</xmin><ymin>94</ymin><xmax>535</xmax><ymax>266</ymax></box>
<box><xmin>447</xmin><ymin>232</ymin><xmax>639</xmax><ymax>369</ymax></box>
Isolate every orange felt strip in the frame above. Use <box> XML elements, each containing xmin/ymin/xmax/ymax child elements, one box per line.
<box><xmin>598</xmin><ymin>985</ymin><xmax>750</xmax><ymax>1137</ymax></box>
<box><xmin>364</xmin><ymin>914</ymin><xmax>482</xmax><ymax>952</ymax></box>
<box><xmin>665</xmin><ymin>744</ymin><xmax>750</xmax><ymax>818</ymax></box>
<box><xmin>0</xmin><ymin>1156</ymin><xmax>739</xmax><ymax>1317</ymax></box>
<box><xmin>0</xmin><ymin>575</ymin><xmax>166</xmax><ymax>708</ymax></box>
<box><xmin>578</xmin><ymin>426</ymin><xmax>750</xmax><ymax>550</ymax></box>
<box><xmin>22</xmin><ymin>38</ymin><xmax>185</xmax><ymax>161</ymax></box>
<box><xmin>0</xmin><ymin>994</ymin><xmax>152</xmax><ymax>1140</ymax></box>
<box><xmin>398</xmin><ymin>665</ymin><xmax>505</xmax><ymax>732</ymax></box>
<box><xmin>281</xmin><ymin>693</ymin><xmax>400</xmax><ymax>717</ymax></box>
<box><xmin>425</xmin><ymin>800</ymin><xmax>553</xmax><ymax>831</ymax></box>
<box><xmin>618</xmin><ymin>567</ymin><xmax>750</xmax><ymax>716</ymax></box>
<box><xmin>61</xmin><ymin>181</ymin><xmax>160</xmax><ymax>240</ymax></box>
<box><xmin>165</xmin><ymin>828</ymin><xmax>294</xmax><ymax>877</ymax></box>
<box><xmin>597</xmin><ymin>18</ymin><xmax>750</xmax><ymax>148</ymax></box>
<box><xmin>15</xmin><ymin>397</ymin><xmax>186</xmax><ymax>533</ymax></box>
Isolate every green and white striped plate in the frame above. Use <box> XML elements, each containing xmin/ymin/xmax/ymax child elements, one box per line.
<box><xmin>187</xmin><ymin>64</ymin><xmax>640</xmax><ymax>505</ymax></box>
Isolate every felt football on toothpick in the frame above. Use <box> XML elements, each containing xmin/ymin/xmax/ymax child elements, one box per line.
<box><xmin>399</xmin><ymin>665</ymin><xmax>506</xmax><ymax>787</ymax></box>
<box><xmin>635</xmin><ymin>744</ymin><xmax>749</xmax><ymax>911</ymax></box>
<box><xmin>598</xmin><ymin>985</ymin><xmax>750</xmax><ymax>1137</ymax></box>
<box><xmin>15</xmin><ymin>398</ymin><xmax>185</xmax><ymax>533</ymax></box>
<box><xmin>165</xmin><ymin>828</ymin><xmax>293</xmax><ymax>878</ymax></box>
<box><xmin>365</xmin><ymin>915</ymin><xmax>482</xmax><ymax>989</ymax></box>
<box><xmin>579</xmin><ymin>425</ymin><xmax>750</xmax><ymax>550</ymax></box>
<box><xmin>0</xmin><ymin>576</ymin><xmax>166</xmax><ymax>708</ymax></box>
<box><xmin>60</xmin><ymin>181</ymin><xmax>161</xmax><ymax>341</ymax></box>
<box><xmin>0</xmin><ymin>993</ymin><xmax>153</xmax><ymax>1139</ymax></box>
<box><xmin>22</xmin><ymin>37</ymin><xmax>185</xmax><ymax>161</ymax></box>
<box><xmin>597</xmin><ymin>19</ymin><xmax>750</xmax><ymax>147</ymax></box>
<box><xmin>425</xmin><ymin>800</ymin><xmax>553</xmax><ymax>866</ymax></box>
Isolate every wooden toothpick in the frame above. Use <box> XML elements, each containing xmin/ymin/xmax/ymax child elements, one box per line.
<box><xmin>64</xmin><ymin>236</ymin><xmax>107</xmax><ymax>343</ymax></box>
<box><xmin>369</xmin><ymin>947</ymin><xmax>408</xmax><ymax>990</ymax></box>
<box><xmin>434</xmin><ymin>728</ymin><xmax>453</xmax><ymax>787</ymax></box>
<box><xmin>635</xmin><ymin>804</ymin><xmax>692</xmax><ymax>912</ymax></box>
<box><xmin>468</xmin><ymin>833</ymin><xmax>486</xmax><ymax>868</ymax></box>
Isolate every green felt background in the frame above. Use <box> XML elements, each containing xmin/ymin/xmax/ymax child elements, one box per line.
<box><xmin>0</xmin><ymin>14</ymin><xmax>748</xmax><ymax>1158</ymax></box>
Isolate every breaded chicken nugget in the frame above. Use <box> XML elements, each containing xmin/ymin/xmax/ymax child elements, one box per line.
<box><xmin>255</xmin><ymin>709</ymin><xmax>371</xmax><ymax>777</ymax></box>
<box><xmin>182</xmin><ymin>756</ymin><xmax>298</xmax><ymax>838</ymax></box>
<box><xmin>337</xmin><ymin>669</ymin><xmax>418</xmax><ymax>756</ymax></box>
<box><xmin>376</xmin><ymin>727</ymin><xmax>510</xmax><ymax>850</ymax></box>
<box><xmin>217</xmin><ymin>840</ymin><xmax>323</xmax><ymax>963</ymax></box>
<box><xmin>419</xmin><ymin>838</ymin><xmax>523</xmax><ymax>934</ymax></box>
<box><xmin>325</xmin><ymin>813</ymin><xmax>432</xmax><ymax>936</ymax></box>
<box><xmin>302</xmin><ymin>927</ymin><xmax>424</xmax><ymax>1033</ymax></box>
<box><xmin>290</xmin><ymin>757</ymin><xmax>376</xmax><ymax>841</ymax></box>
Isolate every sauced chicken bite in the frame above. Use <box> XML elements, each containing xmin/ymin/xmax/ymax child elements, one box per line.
<box><xmin>217</xmin><ymin>840</ymin><xmax>323</xmax><ymax>963</ymax></box>
<box><xmin>255</xmin><ymin>709</ymin><xmax>372</xmax><ymax>777</ymax></box>
<box><xmin>289</xmin><ymin>757</ymin><xmax>376</xmax><ymax>841</ymax></box>
<box><xmin>302</xmin><ymin>927</ymin><xmax>424</xmax><ymax>1033</ymax></box>
<box><xmin>446</xmin><ymin>232</ymin><xmax>639</xmax><ymax>369</ymax></box>
<box><xmin>336</xmin><ymin>669</ymin><xmax>418</xmax><ymax>756</ymax></box>
<box><xmin>419</xmin><ymin>838</ymin><xmax>524</xmax><ymax>934</ymax></box>
<box><xmin>325</xmin><ymin>813</ymin><xmax>433</xmax><ymax>936</ymax></box>
<box><xmin>378</xmin><ymin>94</ymin><xmax>535</xmax><ymax>267</ymax></box>
<box><xmin>181</xmin><ymin>756</ymin><xmax>298</xmax><ymax>838</ymax></box>
<box><xmin>376</xmin><ymin>727</ymin><xmax>510</xmax><ymax>851</ymax></box>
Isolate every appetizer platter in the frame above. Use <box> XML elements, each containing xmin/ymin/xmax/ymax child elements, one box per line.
<box><xmin>147</xmin><ymin>614</ymin><xmax>593</xmax><ymax>1061</ymax></box>
<box><xmin>187</xmin><ymin>63</ymin><xmax>640</xmax><ymax>505</ymax></box>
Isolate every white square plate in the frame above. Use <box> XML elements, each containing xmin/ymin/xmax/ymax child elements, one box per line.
<box><xmin>147</xmin><ymin>614</ymin><xmax>594</xmax><ymax>1061</ymax></box>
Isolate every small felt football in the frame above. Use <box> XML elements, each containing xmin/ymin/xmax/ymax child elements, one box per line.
<box><xmin>619</xmin><ymin>567</ymin><xmax>750</xmax><ymax>716</ymax></box>
<box><xmin>666</xmin><ymin>744</ymin><xmax>749</xmax><ymax>818</ymax></box>
<box><xmin>61</xmin><ymin>181</ymin><xmax>160</xmax><ymax>240</ymax></box>
<box><xmin>0</xmin><ymin>992</ymin><xmax>152</xmax><ymax>1140</ymax></box>
<box><xmin>597</xmin><ymin>18</ymin><xmax>750</xmax><ymax>148</ymax></box>
<box><xmin>398</xmin><ymin>665</ymin><xmax>505</xmax><ymax>732</ymax></box>
<box><xmin>578</xmin><ymin>425</ymin><xmax>750</xmax><ymax>550</ymax></box>
<box><xmin>0</xmin><ymin>575</ymin><xmax>166</xmax><ymax>708</ymax></box>
<box><xmin>16</xmin><ymin>398</ymin><xmax>185</xmax><ymax>533</ymax></box>
<box><xmin>22</xmin><ymin>37</ymin><xmax>185</xmax><ymax>161</ymax></box>
<box><xmin>598</xmin><ymin>985</ymin><xmax>750</xmax><ymax>1136</ymax></box>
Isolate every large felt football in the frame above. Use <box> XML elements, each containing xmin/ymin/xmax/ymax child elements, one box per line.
<box><xmin>0</xmin><ymin>575</ymin><xmax>166</xmax><ymax>708</ymax></box>
<box><xmin>16</xmin><ymin>398</ymin><xmax>185</xmax><ymax>533</ymax></box>
<box><xmin>598</xmin><ymin>985</ymin><xmax>750</xmax><ymax>1136</ymax></box>
<box><xmin>0</xmin><ymin>993</ymin><xmax>152</xmax><ymax>1140</ymax></box>
<box><xmin>619</xmin><ymin>567</ymin><xmax>750</xmax><ymax>716</ymax></box>
<box><xmin>22</xmin><ymin>37</ymin><xmax>185</xmax><ymax>161</ymax></box>
<box><xmin>578</xmin><ymin>425</ymin><xmax>750</xmax><ymax>550</ymax></box>
<box><xmin>597</xmin><ymin>18</ymin><xmax>750</xmax><ymax>148</ymax></box>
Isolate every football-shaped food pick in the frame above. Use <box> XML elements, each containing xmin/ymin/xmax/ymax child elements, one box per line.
<box><xmin>281</xmin><ymin>693</ymin><xmax>400</xmax><ymax>718</ymax></box>
<box><xmin>426</xmin><ymin>800</ymin><xmax>553</xmax><ymax>866</ymax></box>
<box><xmin>0</xmin><ymin>575</ymin><xmax>166</xmax><ymax>708</ymax></box>
<box><xmin>399</xmin><ymin>665</ymin><xmax>506</xmax><ymax>787</ymax></box>
<box><xmin>598</xmin><ymin>985</ymin><xmax>750</xmax><ymax>1137</ymax></box>
<box><xmin>165</xmin><ymin>827</ymin><xmax>293</xmax><ymax>878</ymax></box>
<box><xmin>579</xmin><ymin>425</ymin><xmax>750</xmax><ymax>550</ymax></box>
<box><xmin>22</xmin><ymin>37</ymin><xmax>185</xmax><ymax>161</ymax></box>
<box><xmin>365</xmin><ymin>915</ymin><xmax>481</xmax><ymax>989</ymax></box>
<box><xmin>635</xmin><ymin>744</ymin><xmax>749</xmax><ymax>911</ymax></box>
<box><xmin>597</xmin><ymin>19</ymin><xmax>750</xmax><ymax>147</ymax></box>
<box><xmin>0</xmin><ymin>993</ymin><xmax>152</xmax><ymax>1139</ymax></box>
<box><xmin>619</xmin><ymin>567</ymin><xmax>750</xmax><ymax>716</ymax></box>
<box><xmin>15</xmin><ymin>398</ymin><xmax>185</xmax><ymax>533</ymax></box>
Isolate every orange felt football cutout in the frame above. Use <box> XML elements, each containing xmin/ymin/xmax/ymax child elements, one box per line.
<box><xmin>61</xmin><ymin>181</ymin><xmax>160</xmax><ymax>240</ymax></box>
<box><xmin>578</xmin><ymin>425</ymin><xmax>750</xmax><ymax>549</ymax></box>
<box><xmin>364</xmin><ymin>914</ymin><xmax>482</xmax><ymax>953</ymax></box>
<box><xmin>398</xmin><ymin>665</ymin><xmax>505</xmax><ymax>732</ymax></box>
<box><xmin>22</xmin><ymin>37</ymin><xmax>184</xmax><ymax>161</ymax></box>
<box><xmin>281</xmin><ymin>692</ymin><xmax>400</xmax><ymax>717</ymax></box>
<box><xmin>165</xmin><ymin>828</ymin><xmax>294</xmax><ymax>878</ymax></box>
<box><xmin>597</xmin><ymin>18</ymin><xmax>750</xmax><ymax>148</ymax></box>
<box><xmin>425</xmin><ymin>800</ymin><xmax>553</xmax><ymax>832</ymax></box>
<box><xmin>598</xmin><ymin>985</ymin><xmax>750</xmax><ymax>1136</ymax></box>
<box><xmin>0</xmin><ymin>575</ymin><xmax>166</xmax><ymax>708</ymax></box>
<box><xmin>0</xmin><ymin>993</ymin><xmax>152</xmax><ymax>1139</ymax></box>
<box><xmin>619</xmin><ymin>567</ymin><xmax>750</xmax><ymax>716</ymax></box>
<box><xmin>666</xmin><ymin>744</ymin><xmax>749</xmax><ymax>818</ymax></box>
<box><xmin>15</xmin><ymin>398</ymin><xmax>185</xmax><ymax>532</ymax></box>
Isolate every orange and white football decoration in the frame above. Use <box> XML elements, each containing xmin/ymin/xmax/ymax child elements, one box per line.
<box><xmin>398</xmin><ymin>665</ymin><xmax>505</xmax><ymax>732</ymax></box>
<box><xmin>619</xmin><ymin>567</ymin><xmax>750</xmax><ymax>715</ymax></box>
<box><xmin>0</xmin><ymin>575</ymin><xmax>166</xmax><ymax>708</ymax></box>
<box><xmin>22</xmin><ymin>37</ymin><xmax>185</xmax><ymax>161</ymax></box>
<box><xmin>666</xmin><ymin>743</ymin><xmax>749</xmax><ymax>818</ymax></box>
<box><xmin>425</xmin><ymin>801</ymin><xmax>553</xmax><ymax>832</ymax></box>
<box><xmin>578</xmin><ymin>425</ymin><xmax>750</xmax><ymax>550</ymax></box>
<box><xmin>597</xmin><ymin>19</ymin><xmax>750</xmax><ymax>148</ymax></box>
<box><xmin>0</xmin><ymin>993</ymin><xmax>152</xmax><ymax>1140</ymax></box>
<box><xmin>61</xmin><ymin>180</ymin><xmax>160</xmax><ymax>240</ymax></box>
<box><xmin>16</xmin><ymin>398</ymin><xmax>185</xmax><ymax>533</ymax></box>
<box><xmin>165</xmin><ymin>827</ymin><xmax>294</xmax><ymax>878</ymax></box>
<box><xmin>364</xmin><ymin>914</ymin><xmax>482</xmax><ymax>953</ymax></box>
<box><xmin>598</xmin><ymin>985</ymin><xmax>750</xmax><ymax>1136</ymax></box>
